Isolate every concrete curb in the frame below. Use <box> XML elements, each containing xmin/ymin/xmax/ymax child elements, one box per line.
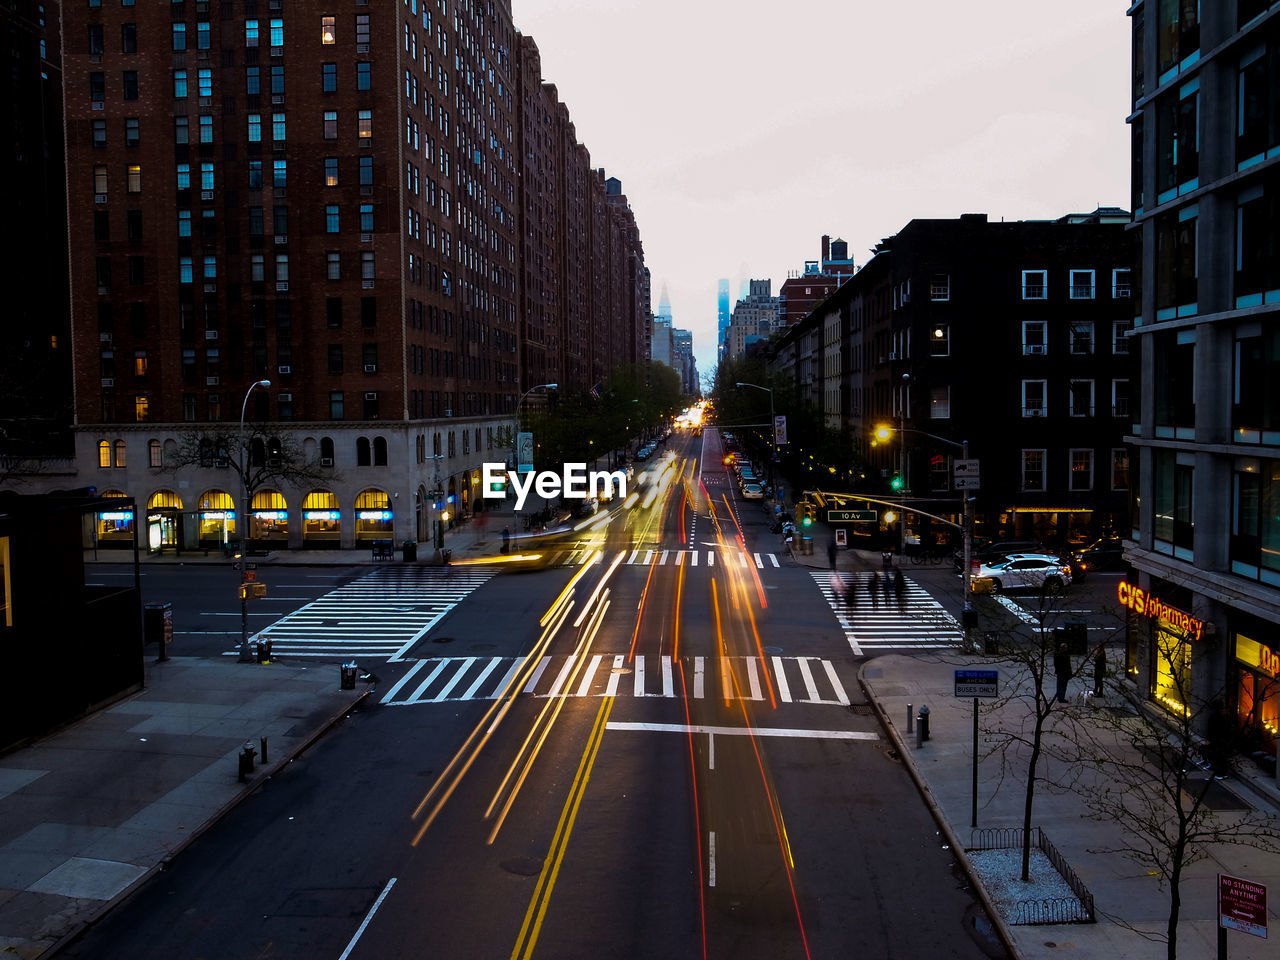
<box><xmin>35</xmin><ymin>686</ymin><xmax>374</xmax><ymax>960</ymax></box>
<box><xmin>857</xmin><ymin>662</ymin><xmax>1022</xmax><ymax>960</ymax></box>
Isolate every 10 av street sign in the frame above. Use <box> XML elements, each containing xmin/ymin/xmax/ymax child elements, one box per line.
<box><xmin>828</xmin><ymin>510</ymin><xmax>877</xmax><ymax>523</ymax></box>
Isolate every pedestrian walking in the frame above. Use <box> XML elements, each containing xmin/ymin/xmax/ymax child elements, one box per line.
<box><xmin>501</xmin><ymin>526</ymin><xmax>510</xmax><ymax>554</ymax></box>
<box><xmin>1092</xmin><ymin>645</ymin><xmax>1106</xmax><ymax>696</ymax></box>
<box><xmin>828</xmin><ymin>538</ymin><xmax>838</xmax><ymax>570</ymax></box>
<box><xmin>1053</xmin><ymin>643</ymin><xmax>1072</xmax><ymax>703</ymax></box>
<box><xmin>869</xmin><ymin>572</ymin><xmax>881</xmax><ymax>607</ymax></box>
<box><xmin>893</xmin><ymin>568</ymin><xmax>906</xmax><ymax>610</ymax></box>
<box><xmin>881</xmin><ymin>550</ymin><xmax>893</xmax><ymax>571</ymax></box>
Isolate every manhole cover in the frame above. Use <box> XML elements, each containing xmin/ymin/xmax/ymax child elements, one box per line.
<box><xmin>500</xmin><ymin>857</ymin><xmax>543</xmax><ymax>877</ymax></box>
<box><xmin>610</xmin><ymin>667</ymin><xmax>633</xmax><ymax>675</ymax></box>
<box><xmin>431</xmin><ymin>636</ymin><xmax>455</xmax><ymax>644</ymax></box>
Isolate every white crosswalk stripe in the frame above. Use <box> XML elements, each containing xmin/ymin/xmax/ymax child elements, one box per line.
<box><xmin>811</xmin><ymin>571</ymin><xmax>963</xmax><ymax>655</ymax></box>
<box><xmin>564</xmin><ymin>548</ymin><xmax>780</xmax><ymax>568</ymax></box>
<box><xmin>226</xmin><ymin>566</ymin><xmax>494</xmax><ymax>661</ymax></box>
<box><xmin>381</xmin><ymin>654</ymin><xmax>849</xmax><ymax>706</ymax></box>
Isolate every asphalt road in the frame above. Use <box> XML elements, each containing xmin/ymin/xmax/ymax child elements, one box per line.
<box><xmin>59</xmin><ymin>428</ymin><xmax>1006</xmax><ymax>959</ymax></box>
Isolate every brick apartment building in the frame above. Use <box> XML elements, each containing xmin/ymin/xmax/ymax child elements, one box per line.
<box><xmin>55</xmin><ymin>0</ymin><xmax>647</xmax><ymax>550</ymax></box>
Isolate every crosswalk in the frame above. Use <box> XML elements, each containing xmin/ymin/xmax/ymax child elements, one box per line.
<box><xmin>811</xmin><ymin>571</ymin><xmax>963</xmax><ymax>655</ymax></box>
<box><xmin>550</xmin><ymin>547</ymin><xmax>781</xmax><ymax>568</ymax></box>
<box><xmin>381</xmin><ymin>653</ymin><xmax>849</xmax><ymax>707</ymax></box>
<box><xmin>227</xmin><ymin>566</ymin><xmax>494</xmax><ymax>661</ymax></box>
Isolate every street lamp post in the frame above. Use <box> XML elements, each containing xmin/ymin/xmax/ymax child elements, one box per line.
<box><xmin>237</xmin><ymin>379</ymin><xmax>271</xmax><ymax>662</ymax></box>
<box><xmin>735</xmin><ymin>381</ymin><xmax>775</xmax><ymax>490</ymax></box>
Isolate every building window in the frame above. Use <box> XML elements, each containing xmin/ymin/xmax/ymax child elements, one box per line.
<box><xmin>358</xmin><ymin>109</ymin><xmax>373</xmax><ymax>139</ymax></box>
<box><xmin>1070</xmin><ymin>321</ymin><xmax>1095</xmax><ymax>354</ymax></box>
<box><xmin>246</xmin><ymin>19</ymin><xmax>259</xmax><ymax>47</ymax></box>
<box><xmin>326</xmin><ymin>297</ymin><xmax>343</xmax><ymax>328</ymax></box>
<box><xmin>98</xmin><ymin>440</ymin><xmax>111</xmax><ymax>468</ymax></box>
<box><xmin>321</xmin><ymin>16</ymin><xmax>336</xmax><ymax>44</ymax></box>
<box><xmin>357</xmin><ymin>62</ymin><xmax>372</xmax><ymax>91</ymax></box>
<box><xmin>361</xmin><ymin>251</ymin><xmax>375</xmax><ymax>279</ymax></box>
<box><xmin>324</xmin><ymin>157</ymin><xmax>340</xmax><ymax>187</ymax></box>
<box><xmin>1236</xmin><ymin>174</ymin><xmax>1280</xmax><ymax>307</ymax></box>
<box><xmin>323</xmin><ymin>111</ymin><xmax>338</xmax><ymax>140</ymax></box>
<box><xmin>173</xmin><ymin>70</ymin><xmax>187</xmax><ymax>99</ymax></box>
<box><xmin>1154</xmin><ymin>450</ymin><xmax>1195</xmax><ymax>555</ymax></box>
<box><xmin>197</xmin><ymin>69</ymin><xmax>212</xmax><ymax>99</ymax></box>
<box><xmin>122</xmin><ymin>71</ymin><xmax>138</xmax><ymax>100</ymax></box>
<box><xmin>134</xmin><ymin>395</ymin><xmax>150</xmax><ymax>422</ymax></box>
<box><xmin>200</xmin><ymin>162</ymin><xmax>214</xmax><ymax>190</ymax></box>
<box><xmin>1112</xmin><ymin>378</ymin><xmax>1130</xmax><ymax>418</ymax></box>
<box><xmin>93</xmin><ymin>119</ymin><xmax>107</xmax><ymax>147</ymax></box>
<box><xmin>1022</xmin><ymin>380</ymin><xmax>1047</xmax><ymax>418</ymax></box>
<box><xmin>275</xmin><ymin>254</ymin><xmax>289</xmax><ymax>282</ymax></box>
<box><xmin>356</xmin><ymin>437</ymin><xmax>371</xmax><ymax>466</ymax></box>
<box><xmin>1156</xmin><ymin>204</ymin><xmax>1198</xmax><ymax>315</ymax></box>
<box><xmin>197</xmin><ymin>22</ymin><xmax>210</xmax><ymax>50</ymax></box>
<box><xmin>1155</xmin><ymin>331</ymin><xmax>1196</xmax><ymax>432</ymax></box>
<box><xmin>172</xmin><ymin>23</ymin><xmax>186</xmax><ymax>50</ymax></box>
<box><xmin>359</xmin><ymin>156</ymin><xmax>373</xmax><ymax>186</ymax></box>
<box><xmin>329</xmin><ymin>391</ymin><xmax>344</xmax><ymax>420</ymax></box>
<box><xmin>1113</xmin><ymin>319</ymin><xmax>1132</xmax><ymax>354</ymax></box>
<box><xmin>113</xmin><ymin>439</ymin><xmax>127</xmax><ymax>467</ymax></box>
<box><xmin>930</xmin><ymin>384</ymin><xmax>950</xmax><ymax>419</ymax></box>
<box><xmin>270</xmin><ymin>19</ymin><xmax>284</xmax><ymax>48</ymax></box>
<box><xmin>364</xmin><ymin>393</ymin><xmax>380</xmax><ymax>420</ymax></box>
<box><xmin>326</xmin><ymin>252</ymin><xmax>341</xmax><ymax>280</ymax></box>
<box><xmin>1156</xmin><ymin>79</ymin><xmax>1200</xmax><ymax>200</ymax></box>
<box><xmin>360</xmin><ymin>203</ymin><xmax>374</xmax><ymax>232</ymax></box>
<box><xmin>1112</xmin><ymin>268</ymin><xmax>1132</xmax><ymax>299</ymax></box>
<box><xmin>125</xmin><ymin>117</ymin><xmax>139</xmax><ymax>147</ymax></box>
<box><xmin>1156</xmin><ymin>0</ymin><xmax>1199</xmax><ymax>75</ymax></box>
<box><xmin>90</xmin><ymin>71</ymin><xmax>105</xmax><ymax>102</ymax></box>
<box><xmin>179</xmin><ymin>257</ymin><xmax>193</xmax><ymax>283</ymax></box>
<box><xmin>250</xmin><ymin>254</ymin><xmax>265</xmax><ymax>282</ymax></box>
<box><xmin>328</xmin><ymin>344</ymin><xmax>343</xmax><ymax>374</ymax></box>
<box><xmin>246</xmin><ymin>66</ymin><xmax>260</xmax><ymax>95</ymax></box>
<box><xmin>322</xmin><ymin>62</ymin><xmax>337</xmax><ymax>92</ymax></box>
<box><xmin>89</xmin><ymin>24</ymin><xmax>104</xmax><ymax>56</ymax></box>
<box><xmin>1021</xmin><ymin>449</ymin><xmax>1045</xmax><ymax>492</ymax></box>
<box><xmin>272</xmin><ymin>113</ymin><xmax>286</xmax><ymax>142</ymax></box>
<box><xmin>273</xmin><ymin>160</ymin><xmax>287</xmax><ymax>188</ymax></box>
<box><xmin>1069</xmin><ymin>449</ymin><xmax>1093</xmax><ymax>492</ymax></box>
<box><xmin>325</xmin><ymin>205</ymin><xmax>340</xmax><ymax>233</ymax></box>
<box><xmin>1233</xmin><ymin>321</ymin><xmax>1280</xmax><ymax>442</ymax></box>
<box><xmin>928</xmin><ymin>322</ymin><xmax>949</xmax><ymax>356</ymax></box>
<box><xmin>174</xmin><ymin>116</ymin><xmax>189</xmax><ymax>144</ymax></box>
<box><xmin>126</xmin><ymin>164</ymin><xmax>141</xmax><ymax>193</ymax></box>
<box><xmin>1068</xmin><ymin>380</ymin><xmax>1095</xmax><ymax>417</ymax></box>
<box><xmin>1068</xmin><ymin>269</ymin><xmax>1095</xmax><ymax>299</ymax></box>
<box><xmin>1022</xmin><ymin>269</ymin><xmax>1047</xmax><ymax>300</ymax></box>
<box><xmin>1232</xmin><ymin>458</ymin><xmax>1280</xmax><ymax>582</ymax></box>
<box><xmin>1111</xmin><ymin>448</ymin><xmax>1129</xmax><ymax>491</ymax></box>
<box><xmin>356</xmin><ymin>15</ymin><xmax>371</xmax><ymax>46</ymax></box>
<box><xmin>176</xmin><ymin>163</ymin><xmax>191</xmax><ymax>190</ymax></box>
<box><xmin>1238</xmin><ymin>42</ymin><xmax>1280</xmax><ymax>167</ymax></box>
<box><xmin>929</xmin><ymin>273</ymin><xmax>950</xmax><ymax>301</ymax></box>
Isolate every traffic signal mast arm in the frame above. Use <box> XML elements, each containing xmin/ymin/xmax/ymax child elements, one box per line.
<box><xmin>802</xmin><ymin>490</ymin><xmax>965</xmax><ymax>531</ymax></box>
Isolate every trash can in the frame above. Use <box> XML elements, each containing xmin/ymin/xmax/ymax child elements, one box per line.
<box><xmin>143</xmin><ymin>601</ymin><xmax>172</xmax><ymax>646</ymax></box>
<box><xmin>402</xmin><ymin>540</ymin><xmax>417</xmax><ymax>562</ymax></box>
<box><xmin>340</xmin><ymin>661</ymin><xmax>357</xmax><ymax>690</ymax></box>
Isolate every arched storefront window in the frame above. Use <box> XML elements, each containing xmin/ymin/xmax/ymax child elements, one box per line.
<box><xmin>250</xmin><ymin>489</ymin><xmax>288</xmax><ymax>544</ymax></box>
<box><xmin>196</xmin><ymin>489</ymin><xmax>237</xmax><ymax>546</ymax></box>
<box><xmin>354</xmin><ymin>487</ymin><xmax>392</xmax><ymax>542</ymax></box>
<box><xmin>98</xmin><ymin>440</ymin><xmax>111</xmax><ymax>468</ymax></box>
<box><xmin>113</xmin><ymin>439</ymin><xmax>127</xmax><ymax>467</ymax></box>
<box><xmin>146</xmin><ymin>489</ymin><xmax>184</xmax><ymax>552</ymax></box>
<box><xmin>148</xmin><ymin>439</ymin><xmax>162</xmax><ymax>468</ymax></box>
<box><xmin>303</xmin><ymin>490</ymin><xmax>341</xmax><ymax>547</ymax></box>
<box><xmin>95</xmin><ymin>489</ymin><xmax>134</xmax><ymax>548</ymax></box>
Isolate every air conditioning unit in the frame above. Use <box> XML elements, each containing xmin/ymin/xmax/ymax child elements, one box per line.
<box><xmin>277</xmin><ymin>365</ymin><xmax>292</xmax><ymax>374</ymax></box>
<box><xmin>203</xmin><ymin>283</ymin><xmax>216</xmax><ymax>293</ymax></box>
<box><xmin>99</xmin><ymin>332</ymin><xmax>112</xmax><ymax>342</ymax></box>
<box><xmin>94</xmin><ymin>194</ymin><xmax>107</xmax><ymax>203</ymax></box>
<box><xmin>1026</xmin><ymin>344</ymin><xmax>1045</xmax><ymax>354</ymax></box>
<box><xmin>362</xmin><ymin>280</ymin><xmax>375</xmax><ymax>289</ymax></box>
<box><xmin>100</xmin><ymin>378</ymin><xmax>115</xmax><ymax>387</ymax></box>
<box><xmin>278</xmin><ymin>393</ymin><xmax>292</xmax><ymax>401</ymax></box>
<box><xmin>276</xmin><ymin>282</ymin><xmax>289</xmax><ymax>291</ymax></box>
<box><xmin>1027</xmin><ymin>408</ymin><xmax>1044</xmax><ymax>417</ymax></box>
<box><xmin>201</xmin><ymin>190</ymin><xmax>214</xmax><ymax>200</ymax></box>
<box><xmin>363</xmin><ymin>392</ymin><xmax>378</xmax><ymax>400</ymax></box>
<box><xmin>204</xmin><ymin>330</ymin><xmax>218</xmax><ymax>340</ymax></box>
<box><xmin>274</xmin><ymin>235</ymin><xmax>287</xmax><ymax>245</ymax></box>
<box><xmin>363</xmin><ymin>363</ymin><xmax>377</xmax><ymax>373</ymax></box>
<box><xmin>320</xmin><ymin>457</ymin><xmax>334</xmax><ymax>466</ymax></box>
<box><xmin>444</xmin><ymin>408</ymin><xmax>453</xmax><ymax>417</ymax></box>
<box><xmin>206</xmin><ymin>376</ymin><xmax>220</xmax><ymax>385</ymax></box>
<box><xmin>361</xmin><ymin>233</ymin><xmax>373</xmax><ymax>243</ymax></box>
<box><xmin>271</xmin><ymin>95</ymin><xmax>285</xmax><ymax>105</ymax></box>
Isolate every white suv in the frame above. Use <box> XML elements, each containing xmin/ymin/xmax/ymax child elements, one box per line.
<box><xmin>973</xmin><ymin>553</ymin><xmax>1072</xmax><ymax>593</ymax></box>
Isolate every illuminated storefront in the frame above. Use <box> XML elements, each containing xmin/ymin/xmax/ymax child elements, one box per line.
<box><xmin>354</xmin><ymin>488</ymin><xmax>392</xmax><ymax>542</ymax></box>
<box><xmin>95</xmin><ymin>489</ymin><xmax>134</xmax><ymax>549</ymax></box>
<box><xmin>302</xmin><ymin>490</ymin><xmax>341</xmax><ymax>548</ymax></box>
<box><xmin>197</xmin><ymin>489</ymin><xmax>236</xmax><ymax>546</ymax></box>
<box><xmin>146</xmin><ymin>490</ymin><xmax>183</xmax><ymax>553</ymax></box>
<box><xmin>249</xmin><ymin>489</ymin><xmax>289</xmax><ymax>546</ymax></box>
<box><xmin>1118</xmin><ymin>580</ymin><xmax>1203</xmax><ymax>716</ymax></box>
<box><xmin>1233</xmin><ymin>619</ymin><xmax>1279</xmax><ymax>761</ymax></box>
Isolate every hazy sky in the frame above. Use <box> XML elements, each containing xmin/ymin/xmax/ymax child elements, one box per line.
<box><xmin>513</xmin><ymin>1</ymin><xmax>1132</xmax><ymax>383</ymax></box>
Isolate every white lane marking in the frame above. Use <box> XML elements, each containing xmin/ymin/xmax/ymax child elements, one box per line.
<box><xmin>708</xmin><ymin>732</ymin><xmax>715</xmax><ymax>770</ymax></box>
<box><xmin>691</xmin><ymin>550</ymin><xmax>699</xmax><ymax>567</ymax></box>
<box><xmin>545</xmin><ymin>654</ymin><xmax>578</xmax><ymax>698</ymax></box>
<box><xmin>659</xmin><ymin>550</ymin><xmax>670</xmax><ymax>565</ymax></box>
<box><xmin>676</xmin><ymin>550</ymin><xmax>685</xmax><ymax>566</ymax></box>
<box><xmin>709</xmin><ymin>832</ymin><xmax>717</xmax><ymax>888</ymax></box>
<box><xmin>661</xmin><ymin>655</ymin><xmax>674</xmax><ymax>698</ymax></box>
<box><xmin>772</xmin><ymin>655</ymin><xmax>792</xmax><ymax>703</ymax></box>
<box><xmin>607</xmin><ymin>722</ymin><xmax>879</xmax><ymax>740</ymax></box>
<box><xmin>490</xmin><ymin>658</ymin><xmax>524</xmax><ymax>700</ymax></box>
<box><xmin>797</xmin><ymin>658</ymin><xmax>821</xmax><ymax>702</ymax></box>
<box><xmin>822</xmin><ymin>659</ymin><xmax>851</xmax><ymax>706</ymax></box>
<box><xmin>707</xmin><ymin>551</ymin><xmax>715</xmax><ymax>567</ymax></box>
<box><xmin>407</xmin><ymin>659</ymin><xmax>450</xmax><ymax>703</ymax></box>
<box><xmin>337</xmin><ymin>877</ymin><xmax>397</xmax><ymax>960</ymax></box>
<box><xmin>634</xmin><ymin>656</ymin><xmax>646</xmax><ymax>697</ymax></box>
<box><xmin>460</xmin><ymin>657</ymin><xmax>504</xmax><ymax>701</ymax></box>
<box><xmin>432</xmin><ymin>657</ymin><xmax>477</xmax><ymax>702</ymax></box>
<box><xmin>746</xmin><ymin>657</ymin><xmax>763</xmax><ymax>701</ymax></box>
<box><xmin>643</xmin><ymin>549</ymin><xmax>654</xmax><ymax>565</ymax></box>
<box><xmin>389</xmin><ymin>608</ymin><xmax>450</xmax><ymax>662</ymax></box>
<box><xmin>604</xmin><ymin>655</ymin><xmax>624</xmax><ymax>697</ymax></box>
<box><xmin>769</xmin><ymin>554</ymin><xmax>780</xmax><ymax>567</ymax></box>
<box><xmin>380</xmin><ymin>660</ymin><xmax>428</xmax><ymax>704</ymax></box>
<box><xmin>754</xmin><ymin>553</ymin><xmax>764</xmax><ymax>568</ymax></box>
<box><xmin>694</xmin><ymin>656</ymin><xmax>705</xmax><ymax>700</ymax></box>
<box><xmin>522</xmin><ymin>656</ymin><xmax>552</xmax><ymax>693</ymax></box>
<box><xmin>626</xmin><ymin>549</ymin><xmax>640</xmax><ymax>565</ymax></box>
<box><xmin>575</xmin><ymin>654</ymin><xmax>604</xmax><ymax>698</ymax></box>
<box><xmin>995</xmin><ymin>594</ymin><xmax>1038</xmax><ymax>624</ymax></box>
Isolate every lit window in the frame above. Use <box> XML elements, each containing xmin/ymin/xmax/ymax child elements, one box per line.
<box><xmin>325</xmin><ymin>157</ymin><xmax>339</xmax><ymax>187</ymax></box>
<box><xmin>126</xmin><ymin>164</ymin><xmax>141</xmax><ymax>193</ymax></box>
<box><xmin>358</xmin><ymin>109</ymin><xmax>372</xmax><ymax>139</ymax></box>
<box><xmin>134</xmin><ymin>396</ymin><xmax>149</xmax><ymax>422</ymax></box>
<box><xmin>176</xmin><ymin>163</ymin><xmax>191</xmax><ymax>190</ymax></box>
<box><xmin>272</xmin><ymin>113</ymin><xmax>286</xmax><ymax>142</ymax></box>
<box><xmin>133</xmin><ymin>351</ymin><xmax>148</xmax><ymax>378</ymax></box>
<box><xmin>172</xmin><ymin>23</ymin><xmax>186</xmax><ymax>50</ymax></box>
<box><xmin>197</xmin><ymin>69</ymin><xmax>212</xmax><ymax>98</ymax></box>
<box><xmin>94</xmin><ymin>165</ymin><xmax>108</xmax><ymax>194</ymax></box>
<box><xmin>114</xmin><ymin>439</ymin><xmax>127</xmax><ymax>466</ymax></box>
<box><xmin>247</xmin><ymin>114</ymin><xmax>262</xmax><ymax>142</ymax></box>
<box><xmin>325</xmin><ymin>205</ymin><xmax>340</xmax><ymax>233</ymax></box>
<box><xmin>270</xmin><ymin>19</ymin><xmax>284</xmax><ymax>47</ymax></box>
<box><xmin>98</xmin><ymin>440</ymin><xmax>111</xmax><ymax>468</ymax></box>
<box><xmin>173</xmin><ymin>70</ymin><xmax>188</xmax><ymax>99</ymax></box>
<box><xmin>323</xmin><ymin>110</ymin><xmax>338</xmax><ymax>139</ymax></box>
<box><xmin>199</xmin><ymin>116</ymin><xmax>213</xmax><ymax>143</ymax></box>
<box><xmin>322</xmin><ymin>16</ymin><xmax>336</xmax><ymax>44</ymax></box>
<box><xmin>200</xmin><ymin>162</ymin><xmax>214</xmax><ymax>190</ymax></box>
<box><xmin>245</xmin><ymin>19</ymin><xmax>259</xmax><ymax>48</ymax></box>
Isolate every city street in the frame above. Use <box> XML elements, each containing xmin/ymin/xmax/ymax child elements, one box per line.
<box><xmin>56</xmin><ymin>429</ymin><xmax>1004</xmax><ymax>959</ymax></box>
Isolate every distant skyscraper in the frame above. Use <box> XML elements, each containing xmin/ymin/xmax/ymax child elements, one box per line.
<box><xmin>717</xmin><ymin>279</ymin><xmax>730</xmax><ymax>358</ymax></box>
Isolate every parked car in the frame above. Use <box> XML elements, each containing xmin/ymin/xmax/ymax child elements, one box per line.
<box><xmin>1074</xmin><ymin>537</ymin><xmax>1127</xmax><ymax>571</ymax></box>
<box><xmin>958</xmin><ymin>539</ymin><xmax>1048</xmax><ymax>572</ymax></box>
<box><xmin>741</xmin><ymin>482</ymin><xmax>765</xmax><ymax>500</ymax></box>
<box><xmin>973</xmin><ymin>554</ymin><xmax>1072</xmax><ymax>593</ymax></box>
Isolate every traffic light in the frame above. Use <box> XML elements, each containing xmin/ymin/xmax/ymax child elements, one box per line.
<box><xmin>890</xmin><ymin>474</ymin><xmax>904</xmax><ymax>491</ymax></box>
<box><xmin>802</xmin><ymin>505</ymin><xmax>813</xmax><ymax>527</ymax></box>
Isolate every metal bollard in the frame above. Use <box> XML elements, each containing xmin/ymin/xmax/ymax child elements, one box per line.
<box><xmin>917</xmin><ymin>704</ymin><xmax>931</xmax><ymax>748</ymax></box>
<box><xmin>259</xmin><ymin>736</ymin><xmax>268</xmax><ymax>765</ymax></box>
<box><xmin>906</xmin><ymin>703</ymin><xmax>914</xmax><ymax>735</ymax></box>
<box><xmin>237</xmin><ymin>741</ymin><xmax>257</xmax><ymax>782</ymax></box>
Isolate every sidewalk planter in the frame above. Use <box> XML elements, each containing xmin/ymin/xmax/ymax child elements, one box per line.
<box><xmin>967</xmin><ymin>827</ymin><xmax>1096</xmax><ymax>925</ymax></box>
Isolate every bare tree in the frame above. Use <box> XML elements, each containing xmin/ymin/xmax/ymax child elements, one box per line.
<box><xmin>974</xmin><ymin>580</ymin><xmax>1123</xmax><ymax>881</ymax></box>
<box><xmin>166</xmin><ymin>427</ymin><xmax>336</xmax><ymax>528</ymax></box>
<box><xmin>1064</xmin><ymin>622</ymin><xmax>1280</xmax><ymax>960</ymax></box>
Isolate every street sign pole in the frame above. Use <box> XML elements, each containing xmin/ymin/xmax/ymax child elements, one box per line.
<box><xmin>955</xmin><ymin>669</ymin><xmax>998</xmax><ymax>828</ymax></box>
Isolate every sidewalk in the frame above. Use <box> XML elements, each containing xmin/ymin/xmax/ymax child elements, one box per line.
<box><xmin>861</xmin><ymin>655</ymin><xmax>1280</xmax><ymax>959</ymax></box>
<box><xmin>0</xmin><ymin>657</ymin><xmax>369</xmax><ymax>959</ymax></box>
